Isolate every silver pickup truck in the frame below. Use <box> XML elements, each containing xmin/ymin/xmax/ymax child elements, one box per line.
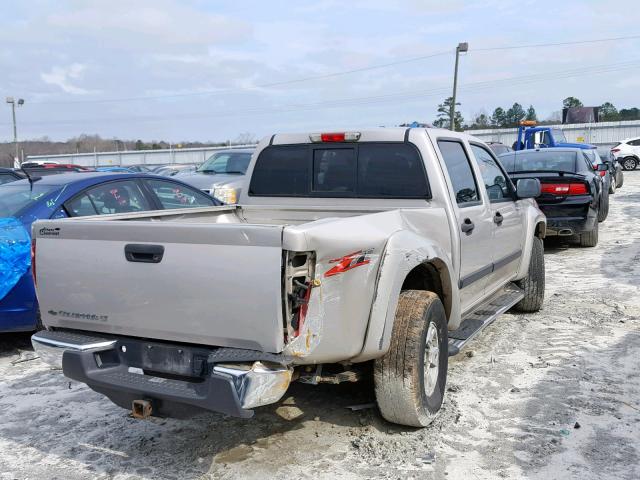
<box><xmin>32</xmin><ymin>128</ymin><xmax>546</xmax><ymax>427</ymax></box>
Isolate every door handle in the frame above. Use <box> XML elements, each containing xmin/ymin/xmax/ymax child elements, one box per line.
<box><xmin>124</xmin><ymin>244</ymin><xmax>165</xmax><ymax>263</ymax></box>
<box><xmin>493</xmin><ymin>212</ymin><xmax>504</xmax><ymax>225</ymax></box>
<box><xmin>461</xmin><ymin>218</ymin><xmax>475</xmax><ymax>234</ymax></box>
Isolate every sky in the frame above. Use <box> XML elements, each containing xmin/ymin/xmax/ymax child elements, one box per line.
<box><xmin>0</xmin><ymin>0</ymin><xmax>639</xmax><ymax>143</ymax></box>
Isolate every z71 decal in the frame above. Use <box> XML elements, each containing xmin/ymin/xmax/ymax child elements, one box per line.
<box><xmin>324</xmin><ymin>249</ymin><xmax>373</xmax><ymax>277</ymax></box>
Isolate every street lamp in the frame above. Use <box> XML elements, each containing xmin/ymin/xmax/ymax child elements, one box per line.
<box><xmin>450</xmin><ymin>42</ymin><xmax>468</xmax><ymax>131</ymax></box>
<box><xmin>6</xmin><ymin>97</ymin><xmax>25</xmax><ymax>166</ymax></box>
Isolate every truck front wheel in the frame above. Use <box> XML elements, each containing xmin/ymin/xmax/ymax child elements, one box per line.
<box><xmin>374</xmin><ymin>290</ymin><xmax>448</xmax><ymax>427</ymax></box>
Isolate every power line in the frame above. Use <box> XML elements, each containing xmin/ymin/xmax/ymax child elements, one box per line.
<box><xmin>30</xmin><ymin>49</ymin><xmax>454</xmax><ymax>105</ymax></box>
<box><xmin>474</xmin><ymin>34</ymin><xmax>640</xmax><ymax>52</ymax></box>
<box><xmin>29</xmin><ymin>34</ymin><xmax>640</xmax><ymax>106</ymax></box>
<box><xmin>11</xmin><ymin>60</ymin><xmax>639</xmax><ymax>127</ymax></box>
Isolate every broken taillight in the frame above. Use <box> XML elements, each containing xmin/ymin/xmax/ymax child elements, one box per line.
<box><xmin>283</xmin><ymin>251</ymin><xmax>315</xmax><ymax>340</ymax></box>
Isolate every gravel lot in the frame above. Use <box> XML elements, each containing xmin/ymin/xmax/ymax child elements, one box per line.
<box><xmin>1</xmin><ymin>172</ymin><xmax>639</xmax><ymax>480</ymax></box>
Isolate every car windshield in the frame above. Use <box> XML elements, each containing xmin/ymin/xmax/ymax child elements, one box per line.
<box><xmin>197</xmin><ymin>152</ymin><xmax>252</xmax><ymax>174</ymax></box>
<box><xmin>500</xmin><ymin>151</ymin><xmax>577</xmax><ymax>173</ymax></box>
<box><xmin>0</xmin><ymin>183</ymin><xmax>61</xmax><ymax>217</ymax></box>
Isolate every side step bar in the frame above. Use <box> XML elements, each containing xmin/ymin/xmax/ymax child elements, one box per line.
<box><xmin>448</xmin><ymin>284</ymin><xmax>524</xmax><ymax>356</ymax></box>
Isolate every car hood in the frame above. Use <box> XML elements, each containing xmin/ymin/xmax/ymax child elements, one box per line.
<box><xmin>176</xmin><ymin>172</ymin><xmax>246</xmax><ymax>190</ymax></box>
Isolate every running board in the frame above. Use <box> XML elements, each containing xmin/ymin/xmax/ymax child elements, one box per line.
<box><xmin>448</xmin><ymin>284</ymin><xmax>524</xmax><ymax>356</ymax></box>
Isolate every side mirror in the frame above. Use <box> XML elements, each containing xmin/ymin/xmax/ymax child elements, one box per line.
<box><xmin>597</xmin><ymin>163</ymin><xmax>608</xmax><ymax>172</ymax></box>
<box><xmin>516</xmin><ymin>178</ymin><xmax>541</xmax><ymax>199</ymax></box>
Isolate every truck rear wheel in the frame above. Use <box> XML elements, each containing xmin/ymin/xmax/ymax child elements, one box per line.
<box><xmin>513</xmin><ymin>236</ymin><xmax>545</xmax><ymax>313</ymax></box>
<box><xmin>580</xmin><ymin>219</ymin><xmax>599</xmax><ymax>247</ymax></box>
<box><xmin>374</xmin><ymin>290</ymin><xmax>448</xmax><ymax>427</ymax></box>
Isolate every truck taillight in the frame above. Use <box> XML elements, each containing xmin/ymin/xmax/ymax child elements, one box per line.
<box><xmin>31</xmin><ymin>239</ymin><xmax>37</xmax><ymax>287</ymax></box>
<box><xmin>283</xmin><ymin>251</ymin><xmax>316</xmax><ymax>340</ymax></box>
<box><xmin>309</xmin><ymin>132</ymin><xmax>361</xmax><ymax>143</ymax></box>
<box><xmin>598</xmin><ymin>170</ymin><xmax>606</xmax><ymax>177</ymax></box>
<box><xmin>541</xmin><ymin>183</ymin><xmax>588</xmax><ymax>195</ymax></box>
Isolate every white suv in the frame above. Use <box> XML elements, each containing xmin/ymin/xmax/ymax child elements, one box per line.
<box><xmin>611</xmin><ymin>138</ymin><xmax>640</xmax><ymax>170</ymax></box>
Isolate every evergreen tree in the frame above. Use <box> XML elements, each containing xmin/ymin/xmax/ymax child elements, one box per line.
<box><xmin>599</xmin><ymin>102</ymin><xmax>619</xmax><ymax>121</ymax></box>
<box><xmin>563</xmin><ymin>97</ymin><xmax>583</xmax><ymax>109</ymax></box>
<box><xmin>525</xmin><ymin>105</ymin><xmax>537</xmax><ymax>122</ymax></box>
<box><xmin>433</xmin><ymin>97</ymin><xmax>464</xmax><ymax>131</ymax></box>
<box><xmin>490</xmin><ymin>107</ymin><xmax>506</xmax><ymax>127</ymax></box>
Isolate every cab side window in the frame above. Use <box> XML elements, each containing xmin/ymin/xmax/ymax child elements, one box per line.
<box><xmin>470</xmin><ymin>145</ymin><xmax>511</xmax><ymax>202</ymax></box>
<box><xmin>437</xmin><ymin>140</ymin><xmax>479</xmax><ymax>205</ymax></box>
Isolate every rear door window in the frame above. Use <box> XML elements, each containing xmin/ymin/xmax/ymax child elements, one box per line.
<box><xmin>85</xmin><ymin>181</ymin><xmax>151</xmax><ymax>215</ymax></box>
<box><xmin>249</xmin><ymin>143</ymin><xmax>429</xmax><ymax>198</ymax></box>
<box><xmin>437</xmin><ymin>140</ymin><xmax>479</xmax><ymax>205</ymax></box>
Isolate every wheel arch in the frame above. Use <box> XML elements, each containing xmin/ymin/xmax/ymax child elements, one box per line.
<box><xmin>349</xmin><ymin>230</ymin><xmax>460</xmax><ymax>363</ymax></box>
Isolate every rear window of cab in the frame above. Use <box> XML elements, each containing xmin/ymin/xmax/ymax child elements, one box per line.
<box><xmin>249</xmin><ymin>143</ymin><xmax>430</xmax><ymax>199</ymax></box>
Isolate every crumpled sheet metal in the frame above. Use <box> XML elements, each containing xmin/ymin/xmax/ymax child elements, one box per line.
<box><xmin>0</xmin><ymin>218</ymin><xmax>31</xmax><ymax>301</ymax></box>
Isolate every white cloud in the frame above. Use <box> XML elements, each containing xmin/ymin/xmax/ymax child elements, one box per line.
<box><xmin>40</xmin><ymin>63</ymin><xmax>97</xmax><ymax>95</ymax></box>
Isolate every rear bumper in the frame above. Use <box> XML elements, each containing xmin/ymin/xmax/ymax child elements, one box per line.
<box><xmin>544</xmin><ymin>209</ymin><xmax>597</xmax><ymax>236</ymax></box>
<box><xmin>32</xmin><ymin>330</ymin><xmax>292</xmax><ymax>418</ymax></box>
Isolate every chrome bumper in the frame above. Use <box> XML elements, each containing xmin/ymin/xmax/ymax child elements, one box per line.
<box><xmin>31</xmin><ymin>330</ymin><xmax>116</xmax><ymax>369</ymax></box>
<box><xmin>213</xmin><ymin>362</ymin><xmax>292</xmax><ymax>409</ymax></box>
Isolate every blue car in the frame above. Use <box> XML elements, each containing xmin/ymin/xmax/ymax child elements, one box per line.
<box><xmin>0</xmin><ymin>172</ymin><xmax>219</xmax><ymax>332</ymax></box>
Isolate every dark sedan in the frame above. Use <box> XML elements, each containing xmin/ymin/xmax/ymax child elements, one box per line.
<box><xmin>499</xmin><ymin>148</ymin><xmax>606</xmax><ymax>247</ymax></box>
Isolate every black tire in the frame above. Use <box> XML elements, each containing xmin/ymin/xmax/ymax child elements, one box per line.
<box><xmin>621</xmin><ymin>157</ymin><xmax>638</xmax><ymax>171</ymax></box>
<box><xmin>374</xmin><ymin>291</ymin><xmax>448</xmax><ymax>427</ymax></box>
<box><xmin>609</xmin><ymin>176</ymin><xmax>616</xmax><ymax>194</ymax></box>
<box><xmin>617</xmin><ymin>171</ymin><xmax>624</xmax><ymax>188</ymax></box>
<box><xmin>513</xmin><ymin>236</ymin><xmax>545</xmax><ymax>313</ymax></box>
<box><xmin>597</xmin><ymin>193</ymin><xmax>609</xmax><ymax>222</ymax></box>
<box><xmin>580</xmin><ymin>219</ymin><xmax>599</xmax><ymax>247</ymax></box>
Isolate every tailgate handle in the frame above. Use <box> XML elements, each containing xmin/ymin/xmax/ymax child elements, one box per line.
<box><xmin>124</xmin><ymin>244</ymin><xmax>165</xmax><ymax>264</ymax></box>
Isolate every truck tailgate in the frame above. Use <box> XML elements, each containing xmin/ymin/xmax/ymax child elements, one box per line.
<box><xmin>33</xmin><ymin>220</ymin><xmax>286</xmax><ymax>353</ymax></box>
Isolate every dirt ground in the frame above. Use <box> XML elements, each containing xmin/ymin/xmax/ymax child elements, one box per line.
<box><xmin>1</xmin><ymin>173</ymin><xmax>639</xmax><ymax>480</ymax></box>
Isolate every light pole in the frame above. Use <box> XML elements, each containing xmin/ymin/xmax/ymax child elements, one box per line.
<box><xmin>450</xmin><ymin>42</ymin><xmax>468</xmax><ymax>131</ymax></box>
<box><xmin>6</xmin><ymin>97</ymin><xmax>25</xmax><ymax>166</ymax></box>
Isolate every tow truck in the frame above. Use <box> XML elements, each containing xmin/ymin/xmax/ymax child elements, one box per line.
<box><xmin>513</xmin><ymin>121</ymin><xmax>595</xmax><ymax>151</ymax></box>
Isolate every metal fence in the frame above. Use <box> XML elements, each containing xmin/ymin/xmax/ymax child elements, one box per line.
<box><xmin>466</xmin><ymin>120</ymin><xmax>640</xmax><ymax>150</ymax></box>
<box><xmin>25</xmin><ymin>144</ymin><xmax>256</xmax><ymax>167</ymax></box>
